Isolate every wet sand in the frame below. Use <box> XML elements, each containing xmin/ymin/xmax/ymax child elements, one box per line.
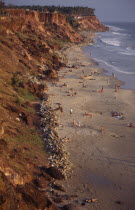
<box><xmin>48</xmin><ymin>45</ymin><xmax>135</xmax><ymax>210</ymax></box>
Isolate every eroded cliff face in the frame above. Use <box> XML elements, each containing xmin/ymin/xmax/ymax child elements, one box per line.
<box><xmin>4</xmin><ymin>9</ymin><xmax>83</xmax><ymax>43</ymax></box>
<box><xmin>77</xmin><ymin>15</ymin><xmax>109</xmax><ymax>31</ymax></box>
<box><xmin>0</xmin><ymin>10</ymin><xmax>68</xmax><ymax>210</ymax></box>
<box><xmin>0</xmin><ymin>8</ymin><xmax>108</xmax><ymax>209</ymax></box>
<box><xmin>39</xmin><ymin>12</ymin><xmax>66</xmax><ymax>25</ymax></box>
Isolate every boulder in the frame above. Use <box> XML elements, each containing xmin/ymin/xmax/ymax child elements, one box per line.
<box><xmin>62</xmin><ymin>204</ymin><xmax>83</xmax><ymax>210</ymax></box>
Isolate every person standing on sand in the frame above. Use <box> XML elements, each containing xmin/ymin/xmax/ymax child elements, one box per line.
<box><xmin>78</xmin><ymin>121</ymin><xmax>81</xmax><ymax>127</ymax></box>
<box><xmin>72</xmin><ymin>119</ymin><xmax>76</xmax><ymax>127</ymax></box>
<box><xmin>99</xmin><ymin>86</ymin><xmax>104</xmax><ymax>93</ymax></box>
<box><xmin>112</xmin><ymin>73</ymin><xmax>115</xmax><ymax>77</ymax></box>
<box><xmin>115</xmin><ymin>84</ymin><xmax>120</xmax><ymax>92</ymax></box>
<box><xmin>70</xmin><ymin>108</ymin><xmax>73</xmax><ymax>114</ymax></box>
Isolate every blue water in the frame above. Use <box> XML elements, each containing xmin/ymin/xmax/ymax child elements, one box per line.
<box><xmin>83</xmin><ymin>22</ymin><xmax>135</xmax><ymax>90</ymax></box>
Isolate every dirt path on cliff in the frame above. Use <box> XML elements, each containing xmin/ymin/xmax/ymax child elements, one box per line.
<box><xmin>48</xmin><ymin>45</ymin><xmax>135</xmax><ymax>210</ymax></box>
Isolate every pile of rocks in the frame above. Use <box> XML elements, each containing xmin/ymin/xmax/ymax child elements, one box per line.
<box><xmin>39</xmin><ymin>98</ymin><xmax>72</xmax><ymax>178</ymax></box>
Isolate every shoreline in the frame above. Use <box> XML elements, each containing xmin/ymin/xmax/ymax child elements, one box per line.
<box><xmin>82</xmin><ymin>30</ymin><xmax>135</xmax><ymax>91</ymax></box>
<box><xmin>47</xmin><ymin>42</ymin><xmax>135</xmax><ymax>209</ymax></box>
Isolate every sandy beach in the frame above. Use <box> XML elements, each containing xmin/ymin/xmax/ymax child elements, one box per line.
<box><xmin>48</xmin><ymin>45</ymin><xmax>135</xmax><ymax>210</ymax></box>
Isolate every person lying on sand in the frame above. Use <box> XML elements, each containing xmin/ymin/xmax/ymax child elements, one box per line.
<box><xmin>61</xmin><ymin>83</ymin><xmax>68</xmax><ymax>87</ymax></box>
<box><xmin>111</xmin><ymin>111</ymin><xmax>124</xmax><ymax>119</ymax></box>
<box><xmin>111</xmin><ymin>111</ymin><xmax>123</xmax><ymax>117</ymax></box>
<box><xmin>67</xmin><ymin>94</ymin><xmax>74</xmax><ymax>96</ymax></box>
<box><xmin>83</xmin><ymin>112</ymin><xmax>92</xmax><ymax>117</ymax></box>
<box><xmin>100</xmin><ymin>126</ymin><xmax>105</xmax><ymax>133</ymax></box>
<box><xmin>72</xmin><ymin>120</ymin><xmax>81</xmax><ymax>127</ymax></box>
<box><xmin>70</xmin><ymin>88</ymin><xmax>76</xmax><ymax>91</ymax></box>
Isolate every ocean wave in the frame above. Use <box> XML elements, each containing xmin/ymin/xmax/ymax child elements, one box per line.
<box><xmin>107</xmin><ymin>25</ymin><xmax>124</xmax><ymax>32</ymax></box>
<box><xmin>100</xmin><ymin>38</ymin><xmax>121</xmax><ymax>47</ymax></box>
<box><xmin>126</xmin><ymin>46</ymin><xmax>135</xmax><ymax>51</ymax></box>
<box><xmin>119</xmin><ymin>51</ymin><xmax>135</xmax><ymax>56</ymax></box>
<box><xmin>119</xmin><ymin>47</ymin><xmax>135</xmax><ymax>56</ymax></box>
<box><xmin>94</xmin><ymin>58</ymin><xmax>135</xmax><ymax>75</ymax></box>
<box><xmin>112</xmin><ymin>32</ymin><xmax>127</xmax><ymax>36</ymax></box>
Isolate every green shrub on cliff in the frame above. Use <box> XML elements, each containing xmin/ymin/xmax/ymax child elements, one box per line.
<box><xmin>11</xmin><ymin>73</ymin><xmax>21</xmax><ymax>87</ymax></box>
<box><xmin>66</xmin><ymin>15</ymin><xmax>80</xmax><ymax>29</ymax></box>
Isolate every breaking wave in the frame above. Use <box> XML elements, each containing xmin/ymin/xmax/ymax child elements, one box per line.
<box><xmin>119</xmin><ymin>47</ymin><xmax>135</xmax><ymax>56</ymax></box>
<box><xmin>112</xmin><ymin>32</ymin><xmax>127</xmax><ymax>36</ymax></box>
<box><xmin>100</xmin><ymin>37</ymin><xmax>121</xmax><ymax>47</ymax></box>
<box><xmin>94</xmin><ymin>58</ymin><xmax>135</xmax><ymax>75</ymax></box>
<box><xmin>107</xmin><ymin>25</ymin><xmax>124</xmax><ymax>32</ymax></box>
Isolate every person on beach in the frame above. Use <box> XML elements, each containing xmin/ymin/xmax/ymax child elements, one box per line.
<box><xmin>70</xmin><ymin>108</ymin><xmax>73</xmax><ymax>114</ymax></box>
<box><xmin>83</xmin><ymin>112</ymin><xmax>92</xmax><ymax>118</ymax></box>
<box><xmin>90</xmin><ymin>72</ymin><xmax>93</xmax><ymax>76</ymax></box>
<box><xmin>78</xmin><ymin>121</ymin><xmax>81</xmax><ymax>127</ymax></box>
<box><xmin>99</xmin><ymin>86</ymin><xmax>104</xmax><ymax>93</ymax></box>
<box><xmin>82</xmin><ymin>70</ymin><xmax>85</xmax><ymax>75</ymax></box>
<box><xmin>83</xmin><ymin>83</ymin><xmax>87</xmax><ymax>88</ymax></box>
<box><xmin>112</xmin><ymin>73</ymin><xmax>115</xmax><ymax>77</ymax></box>
<box><xmin>115</xmin><ymin>85</ymin><xmax>118</xmax><ymax>92</ymax></box>
<box><xmin>117</xmin><ymin>84</ymin><xmax>120</xmax><ymax>89</ymax></box>
<box><xmin>115</xmin><ymin>84</ymin><xmax>120</xmax><ymax>92</ymax></box>
<box><xmin>128</xmin><ymin>123</ymin><xmax>134</xmax><ymax>128</ymax></box>
<box><xmin>72</xmin><ymin>119</ymin><xmax>76</xmax><ymax>127</ymax></box>
<box><xmin>63</xmin><ymin>83</ymin><xmax>68</xmax><ymax>87</ymax></box>
<box><xmin>100</xmin><ymin>126</ymin><xmax>105</xmax><ymax>133</ymax></box>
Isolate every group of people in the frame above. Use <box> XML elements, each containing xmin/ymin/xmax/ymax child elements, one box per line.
<box><xmin>66</xmin><ymin>69</ymin><xmax>134</xmax><ymax>136</ymax></box>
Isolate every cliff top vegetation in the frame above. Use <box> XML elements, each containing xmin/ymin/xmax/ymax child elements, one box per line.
<box><xmin>5</xmin><ymin>4</ymin><xmax>95</xmax><ymax>16</ymax></box>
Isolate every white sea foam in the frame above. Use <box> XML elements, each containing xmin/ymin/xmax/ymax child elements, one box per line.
<box><xmin>119</xmin><ymin>47</ymin><xmax>135</xmax><ymax>56</ymax></box>
<box><xmin>107</xmin><ymin>25</ymin><xmax>123</xmax><ymax>32</ymax></box>
<box><xmin>112</xmin><ymin>32</ymin><xmax>127</xmax><ymax>36</ymax></box>
<box><xmin>119</xmin><ymin>51</ymin><xmax>135</xmax><ymax>56</ymax></box>
<box><xmin>126</xmin><ymin>47</ymin><xmax>135</xmax><ymax>51</ymax></box>
<box><xmin>94</xmin><ymin>58</ymin><xmax>135</xmax><ymax>75</ymax></box>
<box><xmin>100</xmin><ymin>38</ymin><xmax>121</xmax><ymax>47</ymax></box>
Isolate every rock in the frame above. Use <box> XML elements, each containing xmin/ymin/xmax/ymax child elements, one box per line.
<box><xmin>38</xmin><ymin>166</ymin><xmax>65</xmax><ymax>180</ymax></box>
<box><xmin>46</xmin><ymin>167</ymin><xmax>65</xmax><ymax>180</ymax></box>
<box><xmin>115</xmin><ymin>200</ymin><xmax>123</xmax><ymax>205</ymax></box>
<box><xmin>51</xmin><ymin>183</ymin><xmax>65</xmax><ymax>192</ymax></box>
<box><xmin>15</xmin><ymin>117</ymin><xmax>20</xmax><ymax>121</ymax></box>
<box><xmin>61</xmin><ymin>204</ymin><xmax>82</xmax><ymax>210</ymax></box>
<box><xmin>0</xmin><ymin>139</ymin><xmax>8</xmax><ymax>151</ymax></box>
<box><xmin>53</xmin><ymin>197</ymin><xmax>63</xmax><ymax>203</ymax></box>
<box><xmin>16</xmin><ymin>183</ymin><xmax>58</xmax><ymax>210</ymax></box>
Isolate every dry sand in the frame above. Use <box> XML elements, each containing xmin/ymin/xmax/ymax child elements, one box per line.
<box><xmin>48</xmin><ymin>45</ymin><xmax>135</xmax><ymax>210</ymax></box>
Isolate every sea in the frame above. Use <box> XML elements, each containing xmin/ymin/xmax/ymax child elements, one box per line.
<box><xmin>83</xmin><ymin>22</ymin><xmax>135</xmax><ymax>90</ymax></box>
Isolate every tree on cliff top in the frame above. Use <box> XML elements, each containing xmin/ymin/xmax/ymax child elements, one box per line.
<box><xmin>0</xmin><ymin>1</ymin><xmax>5</xmax><ymax>10</ymax></box>
<box><xmin>7</xmin><ymin>5</ymin><xmax>95</xmax><ymax>16</ymax></box>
